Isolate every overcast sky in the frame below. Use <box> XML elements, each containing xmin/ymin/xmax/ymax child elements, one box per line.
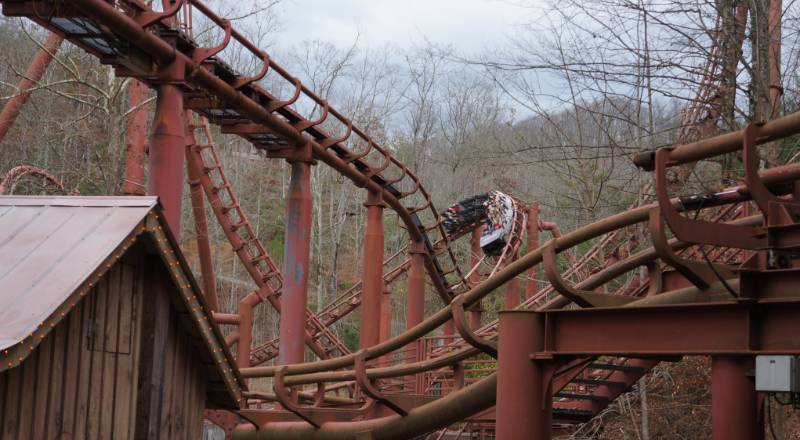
<box><xmin>272</xmin><ymin>0</ymin><xmax>534</xmax><ymax>52</ymax></box>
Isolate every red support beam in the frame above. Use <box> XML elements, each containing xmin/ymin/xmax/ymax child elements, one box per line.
<box><xmin>496</xmin><ymin>311</ymin><xmax>552</xmax><ymax>440</ymax></box>
<box><xmin>278</xmin><ymin>154</ymin><xmax>314</xmax><ymax>366</ymax></box>
<box><xmin>524</xmin><ymin>300</ymin><xmax>800</xmax><ymax>356</ymax></box>
<box><xmin>184</xmin><ymin>116</ymin><xmax>218</xmax><ymax>311</ymax></box>
<box><xmin>711</xmin><ymin>356</ymin><xmax>761</xmax><ymax>440</ymax></box>
<box><xmin>147</xmin><ymin>81</ymin><xmax>185</xmax><ymax>237</ymax></box>
<box><xmin>526</xmin><ymin>202</ymin><xmax>540</xmax><ymax>299</ymax></box>
<box><xmin>379</xmin><ymin>283</ymin><xmax>392</xmax><ymax>365</ymax></box>
<box><xmin>360</xmin><ymin>189</ymin><xmax>385</xmax><ymax>350</ymax></box>
<box><xmin>237</xmin><ymin>293</ymin><xmax>260</xmax><ymax>371</ymax></box>
<box><xmin>768</xmin><ymin>0</ymin><xmax>782</xmax><ymax>119</ymax></box>
<box><xmin>504</xmin><ymin>267</ymin><xmax>520</xmax><ymax>309</ymax></box>
<box><xmin>406</xmin><ymin>243</ymin><xmax>426</xmax><ymax>340</ymax></box>
<box><xmin>0</xmin><ymin>32</ymin><xmax>63</xmax><ymax>144</ymax></box>
<box><xmin>469</xmin><ymin>226</ymin><xmax>483</xmax><ymax>329</ymax></box>
<box><xmin>123</xmin><ymin>80</ymin><xmax>149</xmax><ymax>195</ymax></box>
<box><xmin>443</xmin><ymin>319</ymin><xmax>455</xmax><ymax>344</ymax></box>
<box><xmin>406</xmin><ymin>243</ymin><xmax>426</xmax><ymax>392</ymax></box>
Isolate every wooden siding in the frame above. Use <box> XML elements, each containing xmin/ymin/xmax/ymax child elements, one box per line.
<box><xmin>159</xmin><ymin>304</ymin><xmax>207</xmax><ymax>439</ymax></box>
<box><xmin>0</xmin><ymin>246</ymin><xmax>210</xmax><ymax>439</ymax></box>
<box><xmin>135</xmin><ymin>257</ymin><xmax>207</xmax><ymax>440</ymax></box>
<box><xmin>0</xmin><ymin>253</ymin><xmax>144</xmax><ymax>440</ymax></box>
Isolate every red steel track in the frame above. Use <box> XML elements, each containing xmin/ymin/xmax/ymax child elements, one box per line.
<box><xmin>2</xmin><ymin>1</ymin><xmax>800</xmax><ymax>439</ymax></box>
<box><xmin>0</xmin><ymin>164</ymin><xmax>75</xmax><ymax>195</ymax></box>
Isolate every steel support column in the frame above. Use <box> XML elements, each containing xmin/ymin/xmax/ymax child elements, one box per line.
<box><xmin>768</xmin><ymin>0</ymin><xmax>782</xmax><ymax>119</ymax></box>
<box><xmin>185</xmin><ymin>115</ymin><xmax>218</xmax><ymax>311</ymax></box>
<box><xmin>379</xmin><ymin>283</ymin><xmax>392</xmax><ymax>364</ymax></box>
<box><xmin>443</xmin><ymin>319</ymin><xmax>455</xmax><ymax>344</ymax></box>
<box><xmin>406</xmin><ymin>243</ymin><xmax>426</xmax><ymax>390</ymax></box>
<box><xmin>497</xmin><ymin>311</ymin><xmax>552</xmax><ymax>440</ymax></box>
<box><xmin>469</xmin><ymin>226</ymin><xmax>483</xmax><ymax>329</ymax></box>
<box><xmin>406</xmin><ymin>243</ymin><xmax>426</xmax><ymax>348</ymax></box>
<box><xmin>0</xmin><ymin>32</ymin><xmax>63</xmax><ymax>144</ymax></box>
<box><xmin>526</xmin><ymin>202</ymin><xmax>540</xmax><ymax>299</ymax></box>
<box><xmin>360</xmin><ymin>189</ymin><xmax>385</xmax><ymax>350</ymax></box>
<box><xmin>278</xmin><ymin>156</ymin><xmax>313</xmax><ymax>366</ymax></box>
<box><xmin>504</xmin><ymin>270</ymin><xmax>520</xmax><ymax>309</ymax></box>
<box><xmin>123</xmin><ymin>80</ymin><xmax>148</xmax><ymax>195</ymax></box>
<box><xmin>148</xmin><ymin>81</ymin><xmax>185</xmax><ymax>237</ymax></box>
<box><xmin>712</xmin><ymin>356</ymin><xmax>760</xmax><ymax>440</ymax></box>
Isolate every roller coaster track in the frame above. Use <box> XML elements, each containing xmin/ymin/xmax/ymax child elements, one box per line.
<box><xmin>186</xmin><ymin>118</ymin><xmax>352</xmax><ymax>360</ymax></box>
<box><xmin>1</xmin><ymin>0</ymin><xmax>466</xmax><ymax>301</ymax></box>
<box><xmin>249</xmin><ymin>194</ymin><xmax>528</xmax><ymax>366</ymax></box>
<box><xmin>4</xmin><ymin>1</ymin><xmax>800</xmax><ymax>439</ymax></box>
<box><xmin>0</xmin><ymin>165</ymin><xmax>75</xmax><ymax>195</ymax></box>
<box><xmin>419</xmin><ymin>203</ymin><xmax>748</xmax><ymax>436</ymax></box>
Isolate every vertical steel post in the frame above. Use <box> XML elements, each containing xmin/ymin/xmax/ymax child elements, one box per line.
<box><xmin>406</xmin><ymin>243</ymin><xmax>426</xmax><ymax>390</ymax></box>
<box><xmin>184</xmin><ymin>116</ymin><xmax>218</xmax><ymax>311</ymax></box>
<box><xmin>497</xmin><ymin>311</ymin><xmax>552</xmax><ymax>440</ymax></box>
<box><xmin>526</xmin><ymin>203</ymin><xmax>540</xmax><ymax>299</ymax></box>
<box><xmin>380</xmin><ymin>283</ymin><xmax>392</xmax><ymax>343</ymax></box>
<box><xmin>360</xmin><ymin>189</ymin><xmax>385</xmax><ymax>349</ymax></box>
<box><xmin>148</xmin><ymin>79</ymin><xmax>185</xmax><ymax>237</ymax></box>
<box><xmin>278</xmin><ymin>153</ymin><xmax>313</xmax><ymax>366</ymax></box>
<box><xmin>469</xmin><ymin>226</ymin><xmax>484</xmax><ymax>329</ymax></box>
<box><xmin>0</xmin><ymin>32</ymin><xmax>64</xmax><ymax>144</ymax></box>
<box><xmin>711</xmin><ymin>356</ymin><xmax>760</xmax><ymax>440</ymax></box>
<box><xmin>237</xmin><ymin>293</ymin><xmax>260</xmax><ymax>372</ymax></box>
<box><xmin>379</xmin><ymin>283</ymin><xmax>392</xmax><ymax>365</ymax></box>
<box><xmin>123</xmin><ymin>80</ymin><xmax>149</xmax><ymax>195</ymax></box>
<box><xmin>443</xmin><ymin>319</ymin><xmax>455</xmax><ymax>344</ymax></box>
<box><xmin>147</xmin><ymin>3</ymin><xmax>185</xmax><ymax>235</ymax></box>
<box><xmin>504</xmin><ymin>271</ymin><xmax>521</xmax><ymax>309</ymax></box>
<box><xmin>768</xmin><ymin>0</ymin><xmax>782</xmax><ymax>118</ymax></box>
<box><xmin>406</xmin><ymin>243</ymin><xmax>426</xmax><ymax>342</ymax></box>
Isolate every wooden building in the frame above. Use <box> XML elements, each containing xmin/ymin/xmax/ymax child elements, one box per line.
<box><xmin>0</xmin><ymin>196</ymin><xmax>245</xmax><ymax>439</ymax></box>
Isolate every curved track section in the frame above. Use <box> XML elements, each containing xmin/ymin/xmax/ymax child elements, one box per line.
<box><xmin>0</xmin><ymin>165</ymin><xmax>74</xmax><ymax>195</ymax></box>
<box><xmin>6</xmin><ymin>1</ymin><xmax>800</xmax><ymax>439</ymax></box>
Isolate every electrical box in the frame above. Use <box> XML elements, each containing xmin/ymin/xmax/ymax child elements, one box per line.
<box><xmin>756</xmin><ymin>356</ymin><xmax>800</xmax><ymax>392</ymax></box>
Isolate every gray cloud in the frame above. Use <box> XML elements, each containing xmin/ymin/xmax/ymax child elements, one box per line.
<box><xmin>273</xmin><ymin>0</ymin><xmax>532</xmax><ymax>51</ymax></box>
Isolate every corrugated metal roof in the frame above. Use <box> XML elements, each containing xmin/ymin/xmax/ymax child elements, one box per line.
<box><xmin>0</xmin><ymin>196</ymin><xmax>158</xmax><ymax>350</ymax></box>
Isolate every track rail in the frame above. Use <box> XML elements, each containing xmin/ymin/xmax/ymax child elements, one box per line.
<box><xmin>4</xmin><ymin>1</ymin><xmax>800</xmax><ymax>439</ymax></box>
<box><xmin>186</xmin><ymin>117</ymin><xmax>351</xmax><ymax>360</ymax></box>
<box><xmin>1</xmin><ymin>0</ymin><xmax>466</xmax><ymax>302</ymax></box>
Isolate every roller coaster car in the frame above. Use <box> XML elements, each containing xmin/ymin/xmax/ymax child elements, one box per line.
<box><xmin>480</xmin><ymin>224</ymin><xmax>508</xmax><ymax>255</ymax></box>
<box><xmin>441</xmin><ymin>192</ymin><xmax>489</xmax><ymax>233</ymax></box>
<box><xmin>482</xmin><ymin>191</ymin><xmax>515</xmax><ymax>256</ymax></box>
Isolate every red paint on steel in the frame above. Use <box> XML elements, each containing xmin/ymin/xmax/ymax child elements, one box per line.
<box><xmin>526</xmin><ymin>203</ymin><xmax>540</xmax><ymax>299</ymax></box>
<box><xmin>711</xmin><ymin>356</ymin><xmax>760</xmax><ymax>440</ymax></box>
<box><xmin>769</xmin><ymin>0</ymin><xmax>782</xmax><ymax>119</ymax></box>
<box><xmin>406</xmin><ymin>243</ymin><xmax>425</xmax><ymax>363</ymax></box>
<box><xmin>123</xmin><ymin>80</ymin><xmax>149</xmax><ymax>196</ymax></box>
<box><xmin>185</xmin><ymin>116</ymin><xmax>219</xmax><ymax>311</ymax></box>
<box><xmin>496</xmin><ymin>311</ymin><xmax>552</xmax><ymax>440</ymax></box>
<box><xmin>380</xmin><ymin>283</ymin><xmax>392</xmax><ymax>345</ymax></box>
<box><xmin>237</xmin><ymin>292</ymin><xmax>260</xmax><ymax>371</ymax></box>
<box><xmin>503</xmin><ymin>266</ymin><xmax>520</xmax><ymax>309</ymax></box>
<box><xmin>5</xmin><ymin>2</ymin><xmax>800</xmax><ymax>438</ymax></box>
<box><xmin>443</xmin><ymin>319</ymin><xmax>455</xmax><ymax>343</ymax></box>
<box><xmin>0</xmin><ymin>165</ymin><xmax>72</xmax><ymax>195</ymax></box>
<box><xmin>360</xmin><ymin>189</ymin><xmax>385</xmax><ymax>349</ymax></box>
<box><xmin>469</xmin><ymin>226</ymin><xmax>483</xmax><ymax>329</ymax></box>
<box><xmin>279</xmin><ymin>157</ymin><xmax>313</xmax><ymax>365</ymax></box>
<box><xmin>28</xmin><ymin>0</ymin><xmax>463</xmax><ymax>301</ymax></box>
<box><xmin>147</xmin><ymin>82</ymin><xmax>185</xmax><ymax>237</ymax></box>
<box><xmin>0</xmin><ymin>32</ymin><xmax>63</xmax><ymax>143</ymax></box>
<box><xmin>185</xmin><ymin>123</ymin><xmax>348</xmax><ymax>361</ymax></box>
